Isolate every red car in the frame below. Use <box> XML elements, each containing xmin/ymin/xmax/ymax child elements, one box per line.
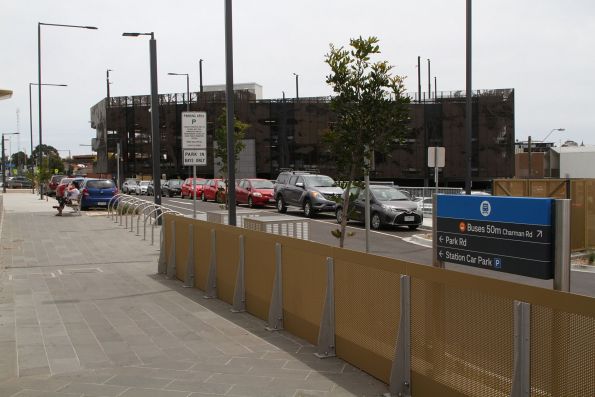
<box><xmin>236</xmin><ymin>178</ymin><xmax>275</xmax><ymax>208</ymax></box>
<box><xmin>181</xmin><ymin>177</ymin><xmax>206</xmax><ymax>199</ymax></box>
<box><xmin>202</xmin><ymin>179</ymin><xmax>226</xmax><ymax>202</ymax></box>
<box><xmin>48</xmin><ymin>174</ymin><xmax>66</xmax><ymax>196</ymax></box>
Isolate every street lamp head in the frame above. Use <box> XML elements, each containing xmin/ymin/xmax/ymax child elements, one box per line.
<box><xmin>84</xmin><ymin>26</ymin><xmax>98</xmax><ymax>30</ymax></box>
<box><xmin>293</xmin><ymin>72</ymin><xmax>298</xmax><ymax>77</ymax></box>
<box><xmin>122</xmin><ymin>32</ymin><xmax>153</xmax><ymax>38</ymax></box>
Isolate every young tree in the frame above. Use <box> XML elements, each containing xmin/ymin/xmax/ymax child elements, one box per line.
<box><xmin>325</xmin><ymin>36</ymin><xmax>410</xmax><ymax>247</ymax></box>
<box><xmin>213</xmin><ymin>107</ymin><xmax>249</xmax><ymax>205</ymax></box>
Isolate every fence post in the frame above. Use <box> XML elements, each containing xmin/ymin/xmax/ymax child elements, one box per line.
<box><xmin>204</xmin><ymin>229</ymin><xmax>217</xmax><ymax>299</ymax></box>
<box><xmin>166</xmin><ymin>220</ymin><xmax>176</xmax><ymax>279</ymax></box>
<box><xmin>314</xmin><ymin>257</ymin><xmax>336</xmax><ymax>358</ymax></box>
<box><xmin>388</xmin><ymin>275</ymin><xmax>411</xmax><ymax>397</ymax></box>
<box><xmin>157</xmin><ymin>221</ymin><xmax>167</xmax><ymax>274</ymax></box>
<box><xmin>183</xmin><ymin>223</ymin><xmax>195</xmax><ymax>288</ymax></box>
<box><xmin>265</xmin><ymin>243</ymin><xmax>283</xmax><ymax>331</ymax></box>
<box><xmin>231</xmin><ymin>235</ymin><xmax>246</xmax><ymax>312</ymax></box>
<box><xmin>510</xmin><ymin>301</ymin><xmax>531</xmax><ymax>397</ymax></box>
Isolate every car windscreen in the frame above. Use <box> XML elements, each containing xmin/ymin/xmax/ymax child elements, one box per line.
<box><xmin>303</xmin><ymin>175</ymin><xmax>335</xmax><ymax>187</ymax></box>
<box><xmin>139</xmin><ymin>181</ymin><xmax>150</xmax><ymax>186</ymax></box>
<box><xmin>251</xmin><ymin>180</ymin><xmax>274</xmax><ymax>189</ymax></box>
<box><xmin>86</xmin><ymin>180</ymin><xmax>115</xmax><ymax>189</ymax></box>
<box><xmin>371</xmin><ymin>187</ymin><xmax>410</xmax><ymax>201</ymax></box>
<box><xmin>169</xmin><ymin>180</ymin><xmax>183</xmax><ymax>186</ymax></box>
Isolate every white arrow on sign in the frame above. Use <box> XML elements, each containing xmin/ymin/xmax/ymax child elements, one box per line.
<box><xmin>439</xmin><ymin>250</ymin><xmax>444</xmax><ymax>258</ymax></box>
<box><xmin>439</xmin><ymin>235</ymin><xmax>443</xmax><ymax>243</ymax></box>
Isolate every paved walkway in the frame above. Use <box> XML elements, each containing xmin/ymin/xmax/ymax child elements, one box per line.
<box><xmin>0</xmin><ymin>192</ymin><xmax>388</xmax><ymax>397</ymax></box>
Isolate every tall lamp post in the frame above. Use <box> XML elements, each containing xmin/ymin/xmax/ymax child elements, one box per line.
<box><xmin>123</xmin><ymin>32</ymin><xmax>161</xmax><ymax>209</ymax></box>
<box><xmin>106</xmin><ymin>69</ymin><xmax>113</xmax><ymax>106</ymax></box>
<box><xmin>168</xmin><ymin>72</ymin><xmax>197</xmax><ymax>219</ymax></box>
<box><xmin>29</xmin><ymin>82</ymin><xmax>67</xmax><ymax>193</ymax></box>
<box><xmin>541</xmin><ymin>128</ymin><xmax>565</xmax><ymax>142</ymax></box>
<box><xmin>2</xmin><ymin>132</ymin><xmax>20</xmax><ymax>193</ymax></box>
<box><xmin>38</xmin><ymin>22</ymin><xmax>97</xmax><ymax>199</ymax></box>
<box><xmin>199</xmin><ymin>59</ymin><xmax>204</xmax><ymax>93</ymax></box>
<box><xmin>293</xmin><ymin>72</ymin><xmax>299</xmax><ymax>100</ymax></box>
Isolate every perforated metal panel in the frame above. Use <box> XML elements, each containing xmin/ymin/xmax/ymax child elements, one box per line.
<box><xmin>411</xmin><ymin>279</ymin><xmax>514</xmax><ymax>397</ymax></box>
<box><xmin>531</xmin><ymin>305</ymin><xmax>595</xmax><ymax>397</ymax></box>
<box><xmin>334</xmin><ymin>258</ymin><xmax>401</xmax><ymax>382</ymax></box>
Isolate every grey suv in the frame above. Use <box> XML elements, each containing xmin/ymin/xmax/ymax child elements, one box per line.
<box><xmin>274</xmin><ymin>171</ymin><xmax>343</xmax><ymax>217</ymax></box>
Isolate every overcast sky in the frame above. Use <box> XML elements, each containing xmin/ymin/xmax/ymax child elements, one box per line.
<box><xmin>1</xmin><ymin>0</ymin><xmax>594</xmax><ymax>157</ymax></box>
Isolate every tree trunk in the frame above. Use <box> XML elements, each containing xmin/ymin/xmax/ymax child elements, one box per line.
<box><xmin>339</xmin><ymin>163</ymin><xmax>357</xmax><ymax>248</ymax></box>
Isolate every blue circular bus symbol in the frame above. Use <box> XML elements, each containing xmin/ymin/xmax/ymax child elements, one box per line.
<box><xmin>480</xmin><ymin>201</ymin><xmax>491</xmax><ymax>217</ymax></box>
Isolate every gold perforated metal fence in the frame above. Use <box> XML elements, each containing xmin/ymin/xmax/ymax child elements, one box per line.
<box><xmin>162</xmin><ymin>213</ymin><xmax>595</xmax><ymax>396</ymax></box>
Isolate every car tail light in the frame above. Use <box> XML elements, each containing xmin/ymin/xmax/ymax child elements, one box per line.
<box><xmin>82</xmin><ymin>188</ymin><xmax>89</xmax><ymax>197</ymax></box>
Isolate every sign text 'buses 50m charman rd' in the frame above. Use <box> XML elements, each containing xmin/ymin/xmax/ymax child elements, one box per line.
<box><xmin>435</xmin><ymin>195</ymin><xmax>554</xmax><ymax>279</ymax></box>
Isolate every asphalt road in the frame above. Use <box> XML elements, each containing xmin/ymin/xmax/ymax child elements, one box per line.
<box><xmin>132</xmin><ymin>194</ymin><xmax>595</xmax><ymax>297</ymax></box>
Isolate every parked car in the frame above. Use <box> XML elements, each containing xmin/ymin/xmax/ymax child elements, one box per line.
<box><xmin>181</xmin><ymin>178</ymin><xmax>206</xmax><ymax>199</ymax></box>
<box><xmin>202</xmin><ymin>179</ymin><xmax>226</xmax><ymax>202</ymax></box>
<box><xmin>5</xmin><ymin>176</ymin><xmax>33</xmax><ymax>189</ymax></box>
<box><xmin>236</xmin><ymin>178</ymin><xmax>275</xmax><ymax>208</ymax></box>
<box><xmin>134</xmin><ymin>180</ymin><xmax>151</xmax><ymax>195</ymax></box>
<box><xmin>162</xmin><ymin>179</ymin><xmax>184</xmax><ymax>197</ymax></box>
<box><xmin>146</xmin><ymin>180</ymin><xmax>166</xmax><ymax>196</ymax></box>
<box><xmin>122</xmin><ymin>179</ymin><xmax>139</xmax><ymax>194</ymax></box>
<box><xmin>47</xmin><ymin>174</ymin><xmax>66</xmax><ymax>196</ymax></box>
<box><xmin>79</xmin><ymin>178</ymin><xmax>118</xmax><ymax>210</ymax></box>
<box><xmin>335</xmin><ymin>185</ymin><xmax>423</xmax><ymax>230</ymax></box>
<box><xmin>274</xmin><ymin>171</ymin><xmax>343</xmax><ymax>217</ymax></box>
<box><xmin>417</xmin><ymin>197</ymin><xmax>433</xmax><ymax>214</ymax></box>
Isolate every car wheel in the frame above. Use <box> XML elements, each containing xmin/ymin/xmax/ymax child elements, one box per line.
<box><xmin>371</xmin><ymin>212</ymin><xmax>382</xmax><ymax>230</ymax></box>
<box><xmin>408</xmin><ymin>225</ymin><xmax>419</xmax><ymax>231</ymax></box>
<box><xmin>335</xmin><ymin>207</ymin><xmax>345</xmax><ymax>224</ymax></box>
<box><xmin>303</xmin><ymin>200</ymin><xmax>314</xmax><ymax>218</ymax></box>
<box><xmin>248</xmin><ymin>196</ymin><xmax>254</xmax><ymax>208</ymax></box>
<box><xmin>276</xmin><ymin>196</ymin><xmax>287</xmax><ymax>213</ymax></box>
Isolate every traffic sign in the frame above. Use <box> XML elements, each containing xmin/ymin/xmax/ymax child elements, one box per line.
<box><xmin>428</xmin><ymin>146</ymin><xmax>445</xmax><ymax>167</ymax></box>
<box><xmin>183</xmin><ymin>149</ymin><xmax>207</xmax><ymax>166</ymax></box>
<box><xmin>181</xmin><ymin>111</ymin><xmax>207</xmax><ymax>150</ymax></box>
<box><xmin>435</xmin><ymin>195</ymin><xmax>554</xmax><ymax>279</ymax></box>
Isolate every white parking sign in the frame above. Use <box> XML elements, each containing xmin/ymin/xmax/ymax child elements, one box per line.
<box><xmin>183</xmin><ymin>149</ymin><xmax>207</xmax><ymax>166</ymax></box>
<box><xmin>182</xmin><ymin>112</ymin><xmax>207</xmax><ymax>150</ymax></box>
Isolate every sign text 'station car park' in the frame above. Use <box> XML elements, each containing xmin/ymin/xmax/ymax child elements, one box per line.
<box><xmin>182</xmin><ymin>111</ymin><xmax>207</xmax><ymax>166</ymax></box>
<box><xmin>435</xmin><ymin>195</ymin><xmax>554</xmax><ymax>279</ymax></box>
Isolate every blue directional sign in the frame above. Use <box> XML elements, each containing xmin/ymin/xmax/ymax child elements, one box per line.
<box><xmin>435</xmin><ymin>195</ymin><xmax>555</xmax><ymax>279</ymax></box>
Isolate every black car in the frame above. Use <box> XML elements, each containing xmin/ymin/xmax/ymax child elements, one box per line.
<box><xmin>274</xmin><ymin>171</ymin><xmax>343</xmax><ymax>218</ymax></box>
<box><xmin>161</xmin><ymin>179</ymin><xmax>184</xmax><ymax>197</ymax></box>
<box><xmin>335</xmin><ymin>185</ymin><xmax>423</xmax><ymax>230</ymax></box>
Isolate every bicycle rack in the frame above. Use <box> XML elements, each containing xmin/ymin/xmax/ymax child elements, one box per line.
<box><xmin>135</xmin><ymin>202</ymin><xmax>156</xmax><ymax>235</ymax></box>
<box><xmin>118</xmin><ymin>196</ymin><xmax>137</xmax><ymax>226</ymax></box>
<box><xmin>108</xmin><ymin>194</ymin><xmax>125</xmax><ymax>220</ymax></box>
<box><xmin>124</xmin><ymin>197</ymin><xmax>146</xmax><ymax>231</ymax></box>
<box><xmin>151</xmin><ymin>209</ymin><xmax>182</xmax><ymax>246</ymax></box>
<box><xmin>144</xmin><ymin>206</ymin><xmax>164</xmax><ymax>241</ymax></box>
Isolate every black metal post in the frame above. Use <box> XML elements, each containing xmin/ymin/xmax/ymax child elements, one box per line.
<box><xmin>106</xmin><ymin>69</ymin><xmax>112</xmax><ymax>106</ymax></box>
<box><xmin>225</xmin><ymin>0</ymin><xmax>237</xmax><ymax>226</ymax></box>
<box><xmin>527</xmin><ymin>136</ymin><xmax>532</xmax><ymax>179</ymax></box>
<box><xmin>2</xmin><ymin>136</ymin><xmax>5</xmax><ymax>193</ymax></box>
<box><xmin>427</xmin><ymin>59</ymin><xmax>431</xmax><ymax>100</ymax></box>
<box><xmin>465</xmin><ymin>0</ymin><xmax>472</xmax><ymax>194</ymax></box>
<box><xmin>294</xmin><ymin>73</ymin><xmax>299</xmax><ymax>100</ymax></box>
<box><xmin>417</xmin><ymin>56</ymin><xmax>421</xmax><ymax>103</ymax></box>
<box><xmin>149</xmin><ymin>33</ymin><xmax>161</xmax><ymax>209</ymax></box>
<box><xmin>434</xmin><ymin>76</ymin><xmax>437</xmax><ymax>99</ymax></box>
<box><xmin>37</xmin><ymin>23</ymin><xmax>42</xmax><ymax>199</ymax></box>
<box><xmin>28</xmin><ymin>83</ymin><xmax>33</xmax><ymax>192</ymax></box>
<box><xmin>199</xmin><ymin>59</ymin><xmax>204</xmax><ymax>93</ymax></box>
<box><xmin>186</xmin><ymin>74</ymin><xmax>190</xmax><ymax>111</ymax></box>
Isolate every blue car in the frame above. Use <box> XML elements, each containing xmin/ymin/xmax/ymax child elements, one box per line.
<box><xmin>79</xmin><ymin>178</ymin><xmax>117</xmax><ymax>210</ymax></box>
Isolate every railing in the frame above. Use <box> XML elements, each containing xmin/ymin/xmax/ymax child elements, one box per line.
<box><xmin>107</xmin><ymin>194</ymin><xmax>183</xmax><ymax>245</ymax></box>
<box><xmin>160</xmin><ymin>213</ymin><xmax>595</xmax><ymax>397</ymax></box>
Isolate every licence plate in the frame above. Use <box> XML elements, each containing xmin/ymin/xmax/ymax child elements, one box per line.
<box><xmin>98</xmin><ymin>202</ymin><xmax>107</xmax><ymax>206</ymax></box>
<box><xmin>404</xmin><ymin>216</ymin><xmax>414</xmax><ymax>222</ymax></box>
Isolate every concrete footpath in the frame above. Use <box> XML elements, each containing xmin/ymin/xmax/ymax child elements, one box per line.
<box><xmin>0</xmin><ymin>192</ymin><xmax>388</xmax><ymax>397</ymax></box>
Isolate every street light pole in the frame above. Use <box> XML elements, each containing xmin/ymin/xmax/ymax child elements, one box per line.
<box><xmin>225</xmin><ymin>0</ymin><xmax>237</xmax><ymax>226</ymax></box>
<box><xmin>465</xmin><ymin>0</ymin><xmax>473</xmax><ymax>194</ymax></box>
<box><xmin>106</xmin><ymin>69</ymin><xmax>113</xmax><ymax>106</ymax></box>
<box><xmin>541</xmin><ymin>128</ymin><xmax>565</xmax><ymax>142</ymax></box>
<box><xmin>38</xmin><ymin>22</ymin><xmax>97</xmax><ymax>199</ymax></box>
<box><xmin>123</xmin><ymin>32</ymin><xmax>162</xmax><ymax>211</ymax></box>
<box><xmin>2</xmin><ymin>132</ymin><xmax>20</xmax><ymax>193</ymax></box>
<box><xmin>293</xmin><ymin>72</ymin><xmax>299</xmax><ymax>100</ymax></box>
<box><xmin>28</xmin><ymin>82</ymin><xmax>67</xmax><ymax>193</ymax></box>
<box><xmin>427</xmin><ymin>58</ymin><xmax>431</xmax><ymax>100</ymax></box>
<box><xmin>199</xmin><ymin>59</ymin><xmax>204</xmax><ymax>93</ymax></box>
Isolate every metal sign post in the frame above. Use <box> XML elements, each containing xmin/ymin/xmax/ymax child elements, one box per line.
<box><xmin>181</xmin><ymin>111</ymin><xmax>207</xmax><ymax>218</ymax></box>
<box><xmin>428</xmin><ymin>146</ymin><xmax>445</xmax><ymax>201</ymax></box>
<box><xmin>553</xmin><ymin>199</ymin><xmax>571</xmax><ymax>291</ymax></box>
